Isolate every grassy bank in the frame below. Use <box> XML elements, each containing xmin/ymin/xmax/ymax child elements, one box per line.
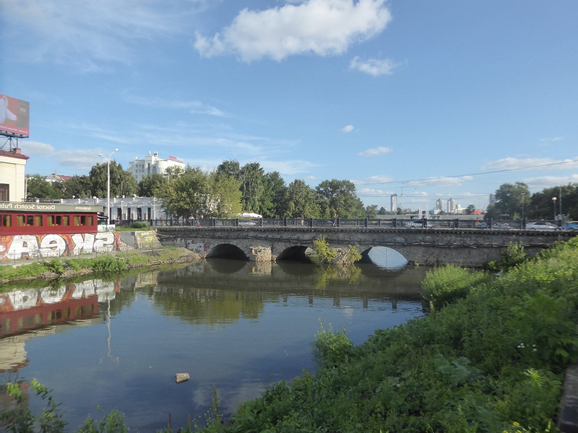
<box><xmin>0</xmin><ymin>247</ymin><xmax>199</xmax><ymax>284</ymax></box>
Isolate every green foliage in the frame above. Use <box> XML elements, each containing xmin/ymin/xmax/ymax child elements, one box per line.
<box><xmin>283</xmin><ymin>179</ymin><xmax>321</xmax><ymax>218</ymax></box>
<box><xmin>487</xmin><ymin>241</ymin><xmax>528</xmax><ymax>272</ymax></box>
<box><xmin>46</xmin><ymin>259</ymin><xmax>65</xmax><ymax>275</ymax></box>
<box><xmin>344</xmin><ymin>245</ymin><xmax>361</xmax><ymax>266</ymax></box>
<box><xmin>26</xmin><ymin>175</ymin><xmax>63</xmax><ymax>200</ymax></box>
<box><xmin>315</xmin><ymin>179</ymin><xmax>365</xmax><ymax>218</ymax></box>
<box><xmin>312</xmin><ymin>321</ymin><xmax>354</xmax><ymax>368</ymax></box>
<box><xmin>312</xmin><ymin>235</ymin><xmax>336</xmax><ymax>264</ymax></box>
<box><xmin>90</xmin><ymin>256</ymin><xmax>128</xmax><ymax>273</ymax></box>
<box><xmin>77</xmin><ymin>409</ymin><xmax>129</xmax><ymax>433</ymax></box>
<box><xmin>421</xmin><ymin>265</ymin><xmax>490</xmax><ymax>310</ymax></box>
<box><xmin>0</xmin><ymin>379</ymin><xmax>67</xmax><ymax>432</ymax></box>
<box><xmin>486</xmin><ymin>182</ymin><xmax>530</xmax><ymax>219</ymax></box>
<box><xmin>138</xmin><ymin>173</ymin><xmax>167</xmax><ymax>197</ymax></box>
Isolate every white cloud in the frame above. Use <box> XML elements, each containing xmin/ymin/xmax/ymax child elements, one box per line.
<box><xmin>358</xmin><ymin>146</ymin><xmax>391</xmax><ymax>157</ymax></box>
<box><xmin>194</xmin><ymin>0</ymin><xmax>392</xmax><ymax>62</ymax></box>
<box><xmin>523</xmin><ymin>174</ymin><xmax>578</xmax><ymax>189</ymax></box>
<box><xmin>54</xmin><ymin>149</ymin><xmax>106</xmax><ymax>169</ymax></box>
<box><xmin>260</xmin><ymin>159</ymin><xmax>321</xmax><ymax>175</ymax></box>
<box><xmin>19</xmin><ymin>141</ymin><xmax>55</xmax><ymax>156</ymax></box>
<box><xmin>482</xmin><ymin>157</ymin><xmax>578</xmax><ymax>171</ymax></box>
<box><xmin>539</xmin><ymin>136</ymin><xmax>565</xmax><ymax>143</ymax></box>
<box><xmin>406</xmin><ymin>176</ymin><xmax>473</xmax><ymax>187</ymax></box>
<box><xmin>349</xmin><ymin>56</ymin><xmax>404</xmax><ymax>76</ymax></box>
<box><xmin>4</xmin><ymin>0</ymin><xmax>195</xmax><ymax>71</ymax></box>
<box><xmin>341</xmin><ymin>125</ymin><xmax>354</xmax><ymax>134</ymax></box>
<box><xmin>122</xmin><ymin>92</ymin><xmax>227</xmax><ymax>117</ymax></box>
<box><xmin>358</xmin><ymin>188</ymin><xmax>384</xmax><ymax>196</ymax></box>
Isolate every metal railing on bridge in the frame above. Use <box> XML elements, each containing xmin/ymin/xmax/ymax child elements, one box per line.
<box><xmin>115</xmin><ymin>217</ymin><xmax>566</xmax><ymax>231</ymax></box>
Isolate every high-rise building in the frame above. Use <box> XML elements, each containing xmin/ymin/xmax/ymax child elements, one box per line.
<box><xmin>435</xmin><ymin>198</ymin><xmax>446</xmax><ymax>213</ymax></box>
<box><xmin>489</xmin><ymin>194</ymin><xmax>496</xmax><ymax>205</ymax></box>
<box><xmin>390</xmin><ymin>194</ymin><xmax>398</xmax><ymax>213</ymax></box>
<box><xmin>128</xmin><ymin>151</ymin><xmax>185</xmax><ymax>182</ymax></box>
<box><xmin>447</xmin><ymin>198</ymin><xmax>456</xmax><ymax>214</ymax></box>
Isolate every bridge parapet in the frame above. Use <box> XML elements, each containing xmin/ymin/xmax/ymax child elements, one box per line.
<box><xmin>156</xmin><ymin>226</ymin><xmax>577</xmax><ymax>267</ymax></box>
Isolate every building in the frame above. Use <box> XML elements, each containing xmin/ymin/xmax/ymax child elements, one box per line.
<box><xmin>45</xmin><ymin>173</ymin><xmax>73</xmax><ymax>183</ymax></box>
<box><xmin>0</xmin><ymin>146</ymin><xmax>29</xmax><ymax>202</ymax></box>
<box><xmin>435</xmin><ymin>198</ymin><xmax>446</xmax><ymax>213</ymax></box>
<box><xmin>489</xmin><ymin>194</ymin><xmax>496</xmax><ymax>205</ymax></box>
<box><xmin>447</xmin><ymin>198</ymin><xmax>456</xmax><ymax>214</ymax></box>
<box><xmin>128</xmin><ymin>151</ymin><xmax>185</xmax><ymax>182</ymax></box>
<box><xmin>390</xmin><ymin>194</ymin><xmax>398</xmax><ymax>213</ymax></box>
<box><xmin>61</xmin><ymin>196</ymin><xmax>166</xmax><ymax>222</ymax></box>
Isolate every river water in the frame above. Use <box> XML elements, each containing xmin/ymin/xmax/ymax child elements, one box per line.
<box><xmin>0</xmin><ymin>255</ymin><xmax>426</xmax><ymax>432</ymax></box>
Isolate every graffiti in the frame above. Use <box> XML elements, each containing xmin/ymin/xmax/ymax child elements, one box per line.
<box><xmin>0</xmin><ymin>233</ymin><xmax>118</xmax><ymax>261</ymax></box>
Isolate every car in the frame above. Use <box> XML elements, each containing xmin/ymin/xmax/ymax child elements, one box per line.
<box><xmin>491</xmin><ymin>223</ymin><xmax>512</xmax><ymax>230</ymax></box>
<box><xmin>564</xmin><ymin>221</ymin><xmax>578</xmax><ymax>231</ymax></box>
<box><xmin>526</xmin><ymin>221</ymin><xmax>557</xmax><ymax>230</ymax></box>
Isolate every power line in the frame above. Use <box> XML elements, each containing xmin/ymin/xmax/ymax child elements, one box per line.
<box><xmin>360</xmin><ymin>157</ymin><xmax>578</xmax><ymax>186</ymax></box>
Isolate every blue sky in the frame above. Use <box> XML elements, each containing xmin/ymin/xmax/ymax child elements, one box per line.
<box><xmin>2</xmin><ymin>0</ymin><xmax>577</xmax><ymax>211</ymax></box>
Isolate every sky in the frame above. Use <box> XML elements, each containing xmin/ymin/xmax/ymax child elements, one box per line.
<box><xmin>2</xmin><ymin>0</ymin><xmax>577</xmax><ymax>212</ymax></box>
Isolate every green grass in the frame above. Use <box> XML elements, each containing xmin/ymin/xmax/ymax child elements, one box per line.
<box><xmin>0</xmin><ymin>247</ymin><xmax>196</xmax><ymax>285</ymax></box>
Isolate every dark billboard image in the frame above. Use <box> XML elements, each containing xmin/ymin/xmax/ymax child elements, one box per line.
<box><xmin>0</xmin><ymin>94</ymin><xmax>30</xmax><ymax>138</ymax></box>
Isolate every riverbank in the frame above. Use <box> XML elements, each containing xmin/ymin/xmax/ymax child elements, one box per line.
<box><xmin>0</xmin><ymin>246</ymin><xmax>201</xmax><ymax>285</ymax></box>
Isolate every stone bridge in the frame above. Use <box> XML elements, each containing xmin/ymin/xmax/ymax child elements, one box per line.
<box><xmin>156</xmin><ymin>226</ymin><xmax>577</xmax><ymax>267</ymax></box>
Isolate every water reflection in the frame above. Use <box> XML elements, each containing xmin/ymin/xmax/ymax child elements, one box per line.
<box><xmin>0</xmin><ymin>260</ymin><xmax>426</xmax><ymax>431</ymax></box>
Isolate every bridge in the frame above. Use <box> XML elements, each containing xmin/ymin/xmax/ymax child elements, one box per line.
<box><xmin>156</xmin><ymin>226</ymin><xmax>577</xmax><ymax>267</ymax></box>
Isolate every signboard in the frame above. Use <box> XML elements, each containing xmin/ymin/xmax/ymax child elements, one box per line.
<box><xmin>0</xmin><ymin>95</ymin><xmax>30</xmax><ymax>138</ymax></box>
<box><xmin>0</xmin><ymin>201</ymin><xmax>103</xmax><ymax>213</ymax></box>
<box><xmin>168</xmin><ymin>155</ymin><xmax>184</xmax><ymax>164</ymax></box>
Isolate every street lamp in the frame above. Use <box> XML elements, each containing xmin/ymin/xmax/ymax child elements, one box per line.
<box><xmin>520</xmin><ymin>192</ymin><xmax>525</xmax><ymax>229</ymax></box>
<box><xmin>552</xmin><ymin>196</ymin><xmax>557</xmax><ymax>222</ymax></box>
<box><xmin>99</xmin><ymin>149</ymin><xmax>119</xmax><ymax>224</ymax></box>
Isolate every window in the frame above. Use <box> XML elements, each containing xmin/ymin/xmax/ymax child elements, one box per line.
<box><xmin>34</xmin><ymin>215</ymin><xmax>43</xmax><ymax>226</ymax></box>
<box><xmin>47</xmin><ymin>215</ymin><xmax>54</xmax><ymax>226</ymax></box>
<box><xmin>1</xmin><ymin>215</ymin><xmax>11</xmax><ymax>227</ymax></box>
<box><xmin>74</xmin><ymin>216</ymin><xmax>80</xmax><ymax>226</ymax></box>
<box><xmin>0</xmin><ymin>184</ymin><xmax>8</xmax><ymax>201</ymax></box>
<box><xmin>26</xmin><ymin>215</ymin><xmax>34</xmax><ymax>226</ymax></box>
<box><xmin>62</xmin><ymin>216</ymin><xmax>69</xmax><ymax>226</ymax></box>
<box><xmin>17</xmin><ymin>215</ymin><xmax>25</xmax><ymax>227</ymax></box>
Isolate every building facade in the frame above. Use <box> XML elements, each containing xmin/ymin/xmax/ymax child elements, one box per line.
<box><xmin>390</xmin><ymin>194</ymin><xmax>398</xmax><ymax>213</ymax></box>
<box><xmin>127</xmin><ymin>151</ymin><xmax>185</xmax><ymax>182</ymax></box>
<box><xmin>0</xmin><ymin>147</ymin><xmax>29</xmax><ymax>202</ymax></box>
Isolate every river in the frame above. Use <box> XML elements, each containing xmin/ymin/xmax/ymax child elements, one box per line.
<box><xmin>0</xmin><ymin>254</ymin><xmax>427</xmax><ymax>431</ymax></box>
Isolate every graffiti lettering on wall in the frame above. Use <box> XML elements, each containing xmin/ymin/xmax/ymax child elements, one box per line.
<box><xmin>0</xmin><ymin>233</ymin><xmax>119</xmax><ymax>261</ymax></box>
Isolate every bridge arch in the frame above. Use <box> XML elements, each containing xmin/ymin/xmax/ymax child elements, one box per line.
<box><xmin>276</xmin><ymin>245</ymin><xmax>311</xmax><ymax>262</ymax></box>
<box><xmin>359</xmin><ymin>246</ymin><xmax>409</xmax><ymax>270</ymax></box>
<box><xmin>206</xmin><ymin>243</ymin><xmax>249</xmax><ymax>260</ymax></box>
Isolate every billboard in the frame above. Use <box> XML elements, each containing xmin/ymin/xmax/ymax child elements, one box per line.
<box><xmin>0</xmin><ymin>94</ymin><xmax>30</xmax><ymax>138</ymax></box>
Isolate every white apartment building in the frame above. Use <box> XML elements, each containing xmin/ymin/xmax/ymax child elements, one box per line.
<box><xmin>447</xmin><ymin>198</ymin><xmax>456</xmax><ymax>214</ymax></box>
<box><xmin>128</xmin><ymin>151</ymin><xmax>185</xmax><ymax>182</ymax></box>
<box><xmin>390</xmin><ymin>194</ymin><xmax>398</xmax><ymax>213</ymax></box>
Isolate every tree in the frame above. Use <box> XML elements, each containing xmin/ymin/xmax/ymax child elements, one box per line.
<box><xmin>283</xmin><ymin>180</ymin><xmax>321</xmax><ymax>218</ymax></box>
<box><xmin>156</xmin><ymin>166</ymin><xmax>243</xmax><ymax>219</ymax></box>
<box><xmin>465</xmin><ymin>204</ymin><xmax>476</xmax><ymax>215</ymax></box>
<box><xmin>485</xmin><ymin>182</ymin><xmax>530</xmax><ymax>220</ymax></box>
<box><xmin>208</xmin><ymin>172</ymin><xmax>243</xmax><ymax>218</ymax></box>
<box><xmin>138</xmin><ymin>174</ymin><xmax>166</xmax><ymax>197</ymax></box>
<box><xmin>378</xmin><ymin>206</ymin><xmax>387</xmax><ymax>215</ymax></box>
<box><xmin>365</xmin><ymin>205</ymin><xmax>378</xmax><ymax>219</ymax></box>
<box><xmin>26</xmin><ymin>175</ymin><xmax>62</xmax><ymax>200</ymax></box>
<box><xmin>215</xmin><ymin>160</ymin><xmax>241</xmax><ymax>181</ymax></box>
<box><xmin>260</xmin><ymin>171</ymin><xmax>287</xmax><ymax>218</ymax></box>
<box><xmin>240</xmin><ymin>162</ymin><xmax>265</xmax><ymax>213</ymax></box>
<box><xmin>89</xmin><ymin>161</ymin><xmax>138</xmax><ymax>198</ymax></box>
<box><xmin>56</xmin><ymin>175</ymin><xmax>92</xmax><ymax>199</ymax></box>
<box><xmin>157</xmin><ymin>167</ymin><xmax>210</xmax><ymax>220</ymax></box>
<box><xmin>528</xmin><ymin>184</ymin><xmax>578</xmax><ymax>220</ymax></box>
<box><xmin>315</xmin><ymin>179</ymin><xmax>365</xmax><ymax>218</ymax></box>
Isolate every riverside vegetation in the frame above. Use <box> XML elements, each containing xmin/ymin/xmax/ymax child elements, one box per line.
<box><xmin>2</xmin><ymin>238</ymin><xmax>578</xmax><ymax>431</ymax></box>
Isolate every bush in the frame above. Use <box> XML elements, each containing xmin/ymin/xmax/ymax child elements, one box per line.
<box><xmin>312</xmin><ymin>235</ymin><xmax>336</xmax><ymax>264</ymax></box>
<box><xmin>311</xmin><ymin>321</ymin><xmax>353</xmax><ymax>368</ymax></box>
<box><xmin>487</xmin><ymin>241</ymin><xmax>528</xmax><ymax>271</ymax></box>
<box><xmin>421</xmin><ymin>265</ymin><xmax>490</xmax><ymax>310</ymax></box>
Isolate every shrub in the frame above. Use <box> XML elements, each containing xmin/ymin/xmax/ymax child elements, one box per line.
<box><xmin>311</xmin><ymin>321</ymin><xmax>354</xmax><ymax>368</ymax></box>
<box><xmin>421</xmin><ymin>265</ymin><xmax>489</xmax><ymax>310</ymax></box>
<box><xmin>487</xmin><ymin>241</ymin><xmax>528</xmax><ymax>272</ymax></box>
<box><xmin>312</xmin><ymin>235</ymin><xmax>336</xmax><ymax>264</ymax></box>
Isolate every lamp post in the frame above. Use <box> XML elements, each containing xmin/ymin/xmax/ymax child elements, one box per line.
<box><xmin>99</xmin><ymin>149</ymin><xmax>118</xmax><ymax>224</ymax></box>
<box><xmin>552</xmin><ymin>196</ymin><xmax>557</xmax><ymax>222</ymax></box>
<box><xmin>520</xmin><ymin>192</ymin><xmax>525</xmax><ymax>229</ymax></box>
